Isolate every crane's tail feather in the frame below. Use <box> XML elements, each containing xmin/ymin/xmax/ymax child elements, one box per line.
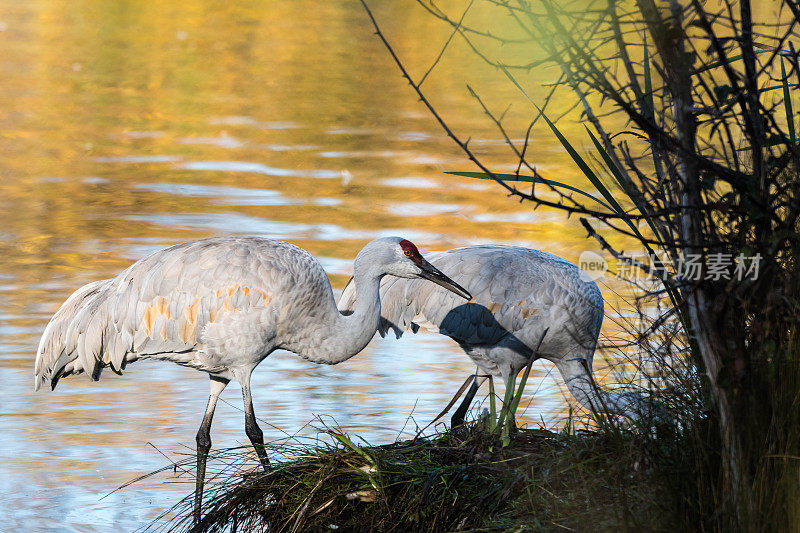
<box><xmin>34</xmin><ymin>279</ymin><xmax>115</xmax><ymax>391</ymax></box>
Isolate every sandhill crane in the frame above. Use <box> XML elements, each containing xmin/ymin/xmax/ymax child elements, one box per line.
<box><xmin>340</xmin><ymin>244</ymin><xmax>651</xmax><ymax>427</ymax></box>
<box><xmin>34</xmin><ymin>236</ymin><xmax>471</xmax><ymax>521</ymax></box>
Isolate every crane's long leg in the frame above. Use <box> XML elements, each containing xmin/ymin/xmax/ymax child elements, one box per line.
<box><xmin>195</xmin><ymin>375</ymin><xmax>229</xmax><ymax>525</ymax></box>
<box><xmin>451</xmin><ymin>380</ymin><xmax>479</xmax><ymax>428</ymax></box>
<box><xmin>451</xmin><ymin>370</ymin><xmax>488</xmax><ymax>428</ymax></box>
<box><xmin>238</xmin><ymin>370</ymin><xmax>269</xmax><ymax>469</ymax></box>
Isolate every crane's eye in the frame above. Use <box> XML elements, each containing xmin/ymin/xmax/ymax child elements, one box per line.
<box><xmin>404</xmin><ymin>249</ymin><xmax>412</xmax><ymax>257</ymax></box>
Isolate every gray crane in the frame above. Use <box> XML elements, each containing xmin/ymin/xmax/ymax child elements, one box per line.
<box><xmin>34</xmin><ymin>235</ymin><xmax>471</xmax><ymax>520</ymax></box>
<box><xmin>339</xmin><ymin>244</ymin><xmax>651</xmax><ymax>427</ymax></box>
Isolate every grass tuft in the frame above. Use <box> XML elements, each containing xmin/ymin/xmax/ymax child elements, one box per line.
<box><xmin>158</xmin><ymin>419</ymin><xmax>675</xmax><ymax>532</ymax></box>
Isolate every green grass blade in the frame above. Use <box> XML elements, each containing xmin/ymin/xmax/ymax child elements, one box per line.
<box><xmin>507</xmin><ymin>361</ymin><xmax>532</xmax><ymax>423</ymax></box>
<box><xmin>585</xmin><ymin>127</ymin><xmax>663</xmax><ymax>246</ymax></box>
<box><xmin>496</xmin><ymin>64</ymin><xmax>631</xmax><ymax>220</ymax></box>
<box><xmin>642</xmin><ymin>36</ymin><xmax>655</xmax><ymax>126</ymax></box>
<box><xmin>499</xmin><ymin>63</ymin><xmax>536</xmax><ymax>105</ymax></box>
<box><xmin>536</xmin><ymin>110</ymin><xmax>626</xmax><ymax>215</ymax></box>
<box><xmin>584</xmin><ymin>127</ymin><xmax>630</xmax><ymax>194</ymax></box>
<box><xmin>690</xmin><ymin>47</ymin><xmax>781</xmax><ymax>75</ymax></box>
<box><xmin>782</xmin><ymin>56</ymin><xmax>796</xmax><ymax>146</ymax></box>
<box><xmin>446</xmin><ymin>171</ymin><xmax>615</xmax><ymax>212</ymax></box>
<box><xmin>331</xmin><ymin>432</ymin><xmax>376</xmax><ymax>466</ymax></box>
<box><xmin>507</xmin><ymin>329</ymin><xmax>548</xmax><ymax>429</ymax></box>
<box><xmin>582</xmin><ymin>126</ymin><xmax>687</xmax><ymax>311</ymax></box>
<box><xmin>488</xmin><ymin>376</ymin><xmax>497</xmax><ymax>433</ymax></box>
<box><xmin>498</xmin><ymin>60</ymin><xmax>684</xmax><ymax>310</ymax></box>
<box><xmin>584</xmin><ymin>128</ymin><xmax>687</xmax><ymax>309</ymax></box>
<box><xmin>501</xmin><ymin>415</ymin><xmax>511</xmax><ymax>447</ymax></box>
<box><xmin>755</xmin><ymin>83</ymin><xmax>800</xmax><ymax>93</ymax></box>
<box><xmin>498</xmin><ymin>373</ymin><xmax>516</xmax><ymax>446</ymax></box>
<box><xmin>495</xmin><ymin>373</ymin><xmax>517</xmax><ymax>436</ymax></box>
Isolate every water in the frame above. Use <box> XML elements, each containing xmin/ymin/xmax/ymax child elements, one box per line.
<box><xmin>0</xmin><ymin>1</ymin><xmax>625</xmax><ymax>530</ymax></box>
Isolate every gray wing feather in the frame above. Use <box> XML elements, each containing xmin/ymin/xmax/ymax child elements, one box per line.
<box><xmin>339</xmin><ymin>245</ymin><xmax>604</xmax><ymax>363</ymax></box>
<box><xmin>34</xmin><ymin>279</ymin><xmax>111</xmax><ymax>390</ymax></box>
<box><xmin>35</xmin><ymin>236</ymin><xmax>307</xmax><ymax>390</ymax></box>
<box><xmin>108</xmin><ymin>331</ymin><xmax>126</xmax><ymax>370</ymax></box>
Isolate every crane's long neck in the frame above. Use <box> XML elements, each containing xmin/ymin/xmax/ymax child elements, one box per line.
<box><xmin>287</xmin><ymin>258</ymin><xmax>384</xmax><ymax>365</ymax></box>
<box><xmin>331</xmin><ymin>268</ymin><xmax>384</xmax><ymax>361</ymax></box>
<box><xmin>556</xmin><ymin>358</ymin><xmax>652</xmax><ymax>420</ymax></box>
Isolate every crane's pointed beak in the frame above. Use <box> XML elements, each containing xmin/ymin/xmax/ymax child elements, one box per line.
<box><xmin>418</xmin><ymin>259</ymin><xmax>471</xmax><ymax>300</ymax></box>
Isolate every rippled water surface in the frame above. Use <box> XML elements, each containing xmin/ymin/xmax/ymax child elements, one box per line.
<box><xmin>0</xmin><ymin>1</ymin><xmax>633</xmax><ymax>530</ymax></box>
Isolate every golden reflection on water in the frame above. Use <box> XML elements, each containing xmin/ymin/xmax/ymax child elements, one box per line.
<box><xmin>0</xmin><ymin>0</ymin><xmax>639</xmax><ymax>529</ymax></box>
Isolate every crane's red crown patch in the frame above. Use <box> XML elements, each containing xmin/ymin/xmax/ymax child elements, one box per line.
<box><xmin>399</xmin><ymin>239</ymin><xmax>422</xmax><ymax>262</ymax></box>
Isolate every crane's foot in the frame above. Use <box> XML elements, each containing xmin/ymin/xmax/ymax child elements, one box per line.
<box><xmin>245</xmin><ymin>423</ymin><xmax>270</xmax><ymax>470</ymax></box>
<box><xmin>193</xmin><ymin>488</ymin><xmax>203</xmax><ymax>527</ymax></box>
<box><xmin>254</xmin><ymin>444</ymin><xmax>270</xmax><ymax>471</ymax></box>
